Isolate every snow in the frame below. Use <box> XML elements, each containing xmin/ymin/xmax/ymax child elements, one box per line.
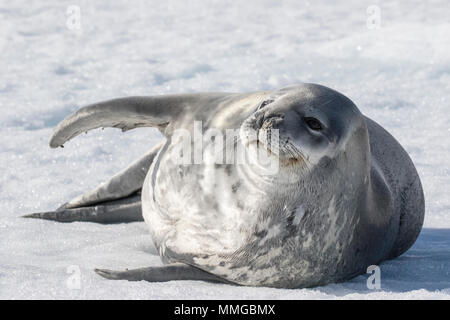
<box><xmin>0</xmin><ymin>0</ymin><xmax>449</xmax><ymax>299</ymax></box>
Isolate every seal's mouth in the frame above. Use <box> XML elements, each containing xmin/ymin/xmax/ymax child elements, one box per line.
<box><xmin>258</xmin><ymin>129</ymin><xmax>308</xmax><ymax>167</ymax></box>
<box><xmin>240</xmin><ymin>112</ymin><xmax>309</xmax><ymax>167</ymax></box>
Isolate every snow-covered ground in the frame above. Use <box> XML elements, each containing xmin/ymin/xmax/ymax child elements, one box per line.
<box><xmin>1</xmin><ymin>0</ymin><xmax>449</xmax><ymax>299</ymax></box>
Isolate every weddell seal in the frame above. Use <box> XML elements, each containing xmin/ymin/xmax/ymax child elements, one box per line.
<box><xmin>27</xmin><ymin>83</ymin><xmax>425</xmax><ymax>288</ymax></box>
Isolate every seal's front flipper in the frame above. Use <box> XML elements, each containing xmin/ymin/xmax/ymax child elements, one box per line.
<box><xmin>95</xmin><ymin>264</ymin><xmax>231</xmax><ymax>284</ymax></box>
<box><xmin>24</xmin><ymin>194</ymin><xmax>143</xmax><ymax>224</ymax></box>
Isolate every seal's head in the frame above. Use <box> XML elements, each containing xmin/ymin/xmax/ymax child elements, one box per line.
<box><xmin>241</xmin><ymin>83</ymin><xmax>369</xmax><ymax>178</ymax></box>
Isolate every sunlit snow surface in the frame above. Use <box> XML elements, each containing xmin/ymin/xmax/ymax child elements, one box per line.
<box><xmin>0</xmin><ymin>0</ymin><xmax>449</xmax><ymax>299</ymax></box>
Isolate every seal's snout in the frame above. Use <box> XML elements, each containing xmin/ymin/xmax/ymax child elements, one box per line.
<box><xmin>259</xmin><ymin>113</ymin><xmax>285</xmax><ymax>130</ymax></box>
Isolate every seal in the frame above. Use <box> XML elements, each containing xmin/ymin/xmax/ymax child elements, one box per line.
<box><xmin>27</xmin><ymin>83</ymin><xmax>424</xmax><ymax>288</ymax></box>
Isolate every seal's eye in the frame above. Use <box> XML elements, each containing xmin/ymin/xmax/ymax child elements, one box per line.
<box><xmin>258</xmin><ymin>99</ymin><xmax>274</xmax><ymax>110</ymax></box>
<box><xmin>305</xmin><ymin>117</ymin><xmax>323</xmax><ymax>131</ymax></box>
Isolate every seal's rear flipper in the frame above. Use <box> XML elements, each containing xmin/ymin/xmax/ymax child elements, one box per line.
<box><xmin>95</xmin><ymin>264</ymin><xmax>232</xmax><ymax>284</ymax></box>
<box><xmin>23</xmin><ymin>194</ymin><xmax>143</xmax><ymax>224</ymax></box>
<box><xmin>49</xmin><ymin>93</ymin><xmax>231</xmax><ymax>148</ymax></box>
<box><xmin>24</xmin><ymin>142</ymin><xmax>163</xmax><ymax>224</ymax></box>
<box><xmin>65</xmin><ymin>141</ymin><xmax>163</xmax><ymax>209</ymax></box>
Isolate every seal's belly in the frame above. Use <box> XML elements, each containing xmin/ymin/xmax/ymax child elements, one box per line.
<box><xmin>142</xmin><ymin>144</ymin><xmax>260</xmax><ymax>261</ymax></box>
<box><xmin>141</xmin><ymin>143</ymin><xmax>357</xmax><ymax>287</ymax></box>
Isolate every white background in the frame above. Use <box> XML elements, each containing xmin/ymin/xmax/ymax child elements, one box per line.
<box><xmin>0</xmin><ymin>0</ymin><xmax>449</xmax><ymax>299</ymax></box>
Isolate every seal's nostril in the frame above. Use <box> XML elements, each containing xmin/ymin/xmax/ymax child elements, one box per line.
<box><xmin>261</xmin><ymin>114</ymin><xmax>284</xmax><ymax>129</ymax></box>
<box><xmin>263</xmin><ymin>113</ymin><xmax>284</xmax><ymax>121</ymax></box>
<box><xmin>258</xmin><ymin>99</ymin><xmax>274</xmax><ymax>110</ymax></box>
<box><xmin>255</xmin><ymin>114</ymin><xmax>264</xmax><ymax>129</ymax></box>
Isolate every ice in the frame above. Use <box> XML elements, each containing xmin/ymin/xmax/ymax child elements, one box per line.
<box><xmin>0</xmin><ymin>0</ymin><xmax>449</xmax><ymax>299</ymax></box>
